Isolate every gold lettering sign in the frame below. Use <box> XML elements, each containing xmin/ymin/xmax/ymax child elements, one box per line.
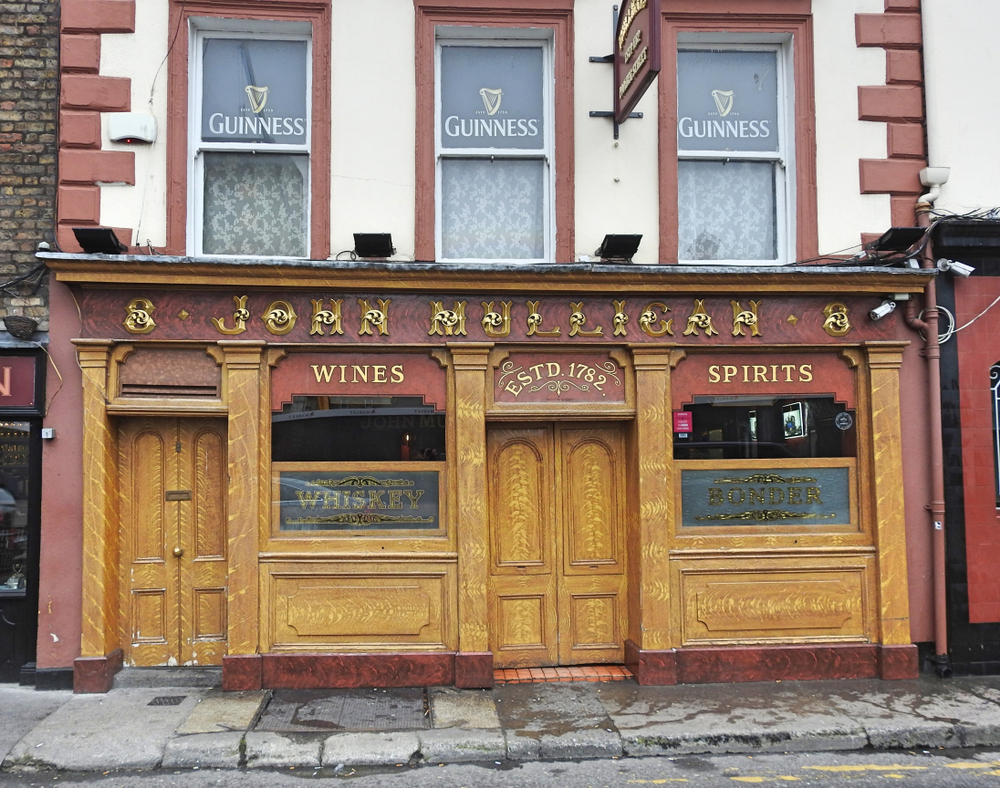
<box><xmin>358</xmin><ymin>298</ymin><xmax>390</xmax><ymax>336</ymax></box>
<box><xmin>428</xmin><ymin>301</ymin><xmax>467</xmax><ymax>337</ymax></box>
<box><xmin>707</xmin><ymin>364</ymin><xmax>813</xmax><ymax>385</ymax></box>
<box><xmin>683</xmin><ymin>299</ymin><xmax>719</xmax><ymax>337</ymax></box>
<box><xmin>823</xmin><ymin>302</ymin><xmax>851</xmax><ymax>337</ymax></box>
<box><xmin>568</xmin><ymin>302</ymin><xmax>603</xmax><ymax>337</ymax></box>
<box><xmin>639</xmin><ymin>302</ymin><xmax>673</xmax><ymax>337</ymax></box>
<box><xmin>262</xmin><ymin>300</ymin><xmax>297</xmax><ymax>335</ymax></box>
<box><xmin>212</xmin><ymin>295</ymin><xmax>250</xmax><ymax>335</ymax></box>
<box><xmin>732</xmin><ymin>300</ymin><xmax>762</xmax><ymax>337</ymax></box>
<box><xmin>526</xmin><ymin>301</ymin><xmax>561</xmax><ymax>337</ymax></box>
<box><xmin>310</xmin><ymin>363</ymin><xmax>405</xmax><ymax>385</ymax></box>
<box><xmin>123</xmin><ymin>298</ymin><xmax>156</xmax><ymax>334</ymax></box>
<box><xmin>482</xmin><ymin>301</ymin><xmax>512</xmax><ymax>338</ymax></box>
<box><xmin>311</xmin><ymin>299</ymin><xmax>344</xmax><ymax>336</ymax></box>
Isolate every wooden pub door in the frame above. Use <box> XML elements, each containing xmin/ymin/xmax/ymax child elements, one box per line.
<box><xmin>487</xmin><ymin>423</ymin><xmax>628</xmax><ymax>667</ymax></box>
<box><xmin>118</xmin><ymin>418</ymin><xmax>228</xmax><ymax>666</ymax></box>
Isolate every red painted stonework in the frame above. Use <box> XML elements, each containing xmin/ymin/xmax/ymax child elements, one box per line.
<box><xmin>625</xmin><ymin>641</ymin><xmax>678</xmax><ymax>685</ymax></box>
<box><xmin>885</xmin><ymin>0</ymin><xmax>920</xmax><ymax>9</ymax></box>
<box><xmin>677</xmin><ymin>645</ymin><xmax>879</xmax><ymax>683</ymax></box>
<box><xmin>878</xmin><ymin>644</ymin><xmax>919</xmax><ymax>679</ymax></box>
<box><xmin>61</xmin><ymin>74</ymin><xmax>131</xmax><ymax>112</ymax></box>
<box><xmin>888</xmin><ymin>123</ymin><xmax>924</xmax><ymax>158</ymax></box>
<box><xmin>455</xmin><ymin>652</ymin><xmax>493</xmax><ymax>688</ymax></box>
<box><xmin>858</xmin><ymin>85</ymin><xmax>923</xmax><ymax>123</ymax></box>
<box><xmin>57</xmin><ymin>185</ymin><xmax>100</xmax><ymax>223</ymax></box>
<box><xmin>61</xmin><ymin>0</ymin><xmax>135</xmax><ymax>34</ymax></box>
<box><xmin>73</xmin><ymin>649</ymin><xmax>123</xmax><ymax>693</ymax></box>
<box><xmin>855</xmin><ymin>13</ymin><xmax>922</xmax><ymax>48</ymax></box>
<box><xmin>890</xmin><ymin>195</ymin><xmax>918</xmax><ymax>227</ymax></box>
<box><xmin>61</xmin><ymin>112</ymin><xmax>101</xmax><ymax>148</ymax></box>
<box><xmin>60</xmin><ymin>149</ymin><xmax>134</xmax><ymax>185</ymax></box>
<box><xmin>859</xmin><ymin>158</ymin><xmax>925</xmax><ymax>195</ymax></box>
<box><xmin>886</xmin><ymin>49</ymin><xmax>922</xmax><ymax>84</ymax></box>
<box><xmin>61</xmin><ymin>34</ymin><xmax>101</xmax><ymax>72</ymax></box>
<box><xmin>222</xmin><ymin>655</ymin><xmax>263</xmax><ymax>691</ymax></box>
<box><xmin>260</xmin><ymin>653</ymin><xmax>455</xmax><ymax>689</ymax></box>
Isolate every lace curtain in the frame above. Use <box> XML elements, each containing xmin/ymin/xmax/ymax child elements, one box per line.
<box><xmin>441</xmin><ymin>158</ymin><xmax>545</xmax><ymax>260</ymax></box>
<box><xmin>678</xmin><ymin>160</ymin><xmax>776</xmax><ymax>261</ymax></box>
<box><xmin>202</xmin><ymin>153</ymin><xmax>307</xmax><ymax>257</ymax></box>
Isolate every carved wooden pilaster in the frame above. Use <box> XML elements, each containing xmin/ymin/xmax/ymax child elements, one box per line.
<box><xmin>73</xmin><ymin>339</ymin><xmax>118</xmax><ymax>658</ymax></box>
<box><xmin>220</xmin><ymin>341</ymin><xmax>267</xmax><ymax>655</ymax></box>
<box><xmin>864</xmin><ymin>342</ymin><xmax>911</xmax><ymax>646</ymax></box>
<box><xmin>449</xmin><ymin>343</ymin><xmax>493</xmax><ymax>653</ymax></box>
<box><xmin>630</xmin><ymin>348</ymin><xmax>674</xmax><ymax>650</ymax></box>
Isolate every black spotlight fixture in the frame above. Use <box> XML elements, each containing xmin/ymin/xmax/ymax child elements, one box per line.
<box><xmin>72</xmin><ymin>227</ymin><xmax>127</xmax><ymax>255</ymax></box>
<box><xmin>353</xmin><ymin>233</ymin><xmax>395</xmax><ymax>259</ymax></box>
<box><xmin>595</xmin><ymin>234</ymin><xmax>642</xmax><ymax>262</ymax></box>
<box><xmin>866</xmin><ymin>227</ymin><xmax>925</xmax><ymax>253</ymax></box>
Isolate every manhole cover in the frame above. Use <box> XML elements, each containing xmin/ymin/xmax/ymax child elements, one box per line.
<box><xmin>255</xmin><ymin>688</ymin><xmax>429</xmax><ymax>732</ymax></box>
<box><xmin>148</xmin><ymin>695</ymin><xmax>186</xmax><ymax>706</ymax></box>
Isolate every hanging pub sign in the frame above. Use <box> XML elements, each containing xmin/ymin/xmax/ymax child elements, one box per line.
<box><xmin>439</xmin><ymin>45</ymin><xmax>545</xmax><ymax>150</ymax></box>
<box><xmin>201</xmin><ymin>38</ymin><xmax>308</xmax><ymax>145</ymax></box>
<box><xmin>676</xmin><ymin>49</ymin><xmax>779</xmax><ymax>153</ymax></box>
<box><xmin>614</xmin><ymin>0</ymin><xmax>661</xmax><ymax>124</ymax></box>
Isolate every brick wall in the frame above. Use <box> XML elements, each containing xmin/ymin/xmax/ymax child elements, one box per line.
<box><xmin>0</xmin><ymin>0</ymin><xmax>57</xmax><ymax>331</ymax></box>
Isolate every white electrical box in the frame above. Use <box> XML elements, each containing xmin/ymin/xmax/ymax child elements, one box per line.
<box><xmin>41</xmin><ymin>428</ymin><xmax>55</xmax><ymax>440</ymax></box>
<box><xmin>107</xmin><ymin>113</ymin><xmax>157</xmax><ymax>144</ymax></box>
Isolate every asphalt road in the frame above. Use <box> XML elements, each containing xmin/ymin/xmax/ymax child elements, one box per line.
<box><xmin>3</xmin><ymin>749</ymin><xmax>1000</xmax><ymax>787</ymax></box>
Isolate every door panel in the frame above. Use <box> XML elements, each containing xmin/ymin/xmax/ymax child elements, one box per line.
<box><xmin>488</xmin><ymin>423</ymin><xmax>628</xmax><ymax>667</ymax></box>
<box><xmin>120</xmin><ymin>418</ymin><xmax>227</xmax><ymax>666</ymax></box>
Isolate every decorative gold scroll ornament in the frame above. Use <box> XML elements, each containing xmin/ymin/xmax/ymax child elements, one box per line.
<box><xmin>358</xmin><ymin>298</ymin><xmax>390</xmax><ymax>336</ymax></box>
<box><xmin>310</xmin><ymin>299</ymin><xmax>344</xmax><ymax>336</ymax></box>
<box><xmin>568</xmin><ymin>302</ymin><xmax>603</xmax><ymax>337</ymax></box>
<box><xmin>639</xmin><ymin>302</ymin><xmax>673</xmax><ymax>337</ymax></box>
<box><xmin>822</xmin><ymin>302</ymin><xmax>852</xmax><ymax>337</ymax></box>
<box><xmin>613</xmin><ymin>300</ymin><xmax>629</xmax><ymax>337</ymax></box>
<box><xmin>123</xmin><ymin>298</ymin><xmax>156</xmax><ymax>334</ymax></box>
<box><xmin>683</xmin><ymin>299</ymin><xmax>719</xmax><ymax>336</ymax></box>
<box><xmin>262</xmin><ymin>301</ymin><xmax>297</xmax><ymax>335</ymax></box>
<box><xmin>696</xmin><ymin>509</ymin><xmax>836</xmax><ymax>523</ymax></box>
<box><xmin>526</xmin><ymin>301</ymin><xmax>561</xmax><ymax>336</ymax></box>
<box><xmin>428</xmin><ymin>301</ymin><xmax>467</xmax><ymax>337</ymax></box>
<box><xmin>482</xmin><ymin>301</ymin><xmax>512</xmax><ymax>338</ymax></box>
<box><xmin>212</xmin><ymin>295</ymin><xmax>250</xmax><ymax>335</ymax></box>
<box><xmin>732</xmin><ymin>300</ymin><xmax>762</xmax><ymax>337</ymax></box>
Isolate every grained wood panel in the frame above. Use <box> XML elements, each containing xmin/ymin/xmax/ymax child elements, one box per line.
<box><xmin>132</xmin><ymin>589</ymin><xmax>168</xmax><ymax>644</ymax></box>
<box><xmin>192</xmin><ymin>426</ymin><xmax>226</xmax><ymax>559</ymax></box>
<box><xmin>132</xmin><ymin>430</ymin><xmax>165</xmax><ymax>560</ymax></box>
<box><xmin>561</xmin><ymin>428</ymin><xmax>624</xmax><ymax>572</ymax></box>
<box><xmin>490</xmin><ymin>429</ymin><xmax>551</xmax><ymax>571</ymax></box>
<box><xmin>266</xmin><ymin>567</ymin><xmax>452</xmax><ymax>651</ymax></box>
<box><xmin>675</xmin><ymin>558</ymin><xmax>873</xmax><ymax>646</ymax></box>
<box><xmin>193</xmin><ymin>588</ymin><xmax>227</xmax><ymax>641</ymax></box>
<box><xmin>497</xmin><ymin>595</ymin><xmax>548</xmax><ymax>649</ymax></box>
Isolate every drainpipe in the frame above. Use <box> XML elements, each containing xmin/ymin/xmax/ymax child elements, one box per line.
<box><xmin>905</xmin><ymin>167</ymin><xmax>952</xmax><ymax>678</ymax></box>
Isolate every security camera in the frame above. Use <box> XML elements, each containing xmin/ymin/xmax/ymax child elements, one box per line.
<box><xmin>869</xmin><ymin>300</ymin><xmax>896</xmax><ymax>321</ymax></box>
<box><xmin>938</xmin><ymin>258</ymin><xmax>975</xmax><ymax>278</ymax></box>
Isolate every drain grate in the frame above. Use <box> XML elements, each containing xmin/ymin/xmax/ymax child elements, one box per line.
<box><xmin>148</xmin><ymin>695</ymin><xmax>187</xmax><ymax>706</ymax></box>
<box><xmin>255</xmin><ymin>688</ymin><xmax>429</xmax><ymax>732</ymax></box>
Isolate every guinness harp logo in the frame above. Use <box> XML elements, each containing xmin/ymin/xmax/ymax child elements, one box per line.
<box><xmin>711</xmin><ymin>89</ymin><xmax>735</xmax><ymax>117</ymax></box>
<box><xmin>479</xmin><ymin>87</ymin><xmax>503</xmax><ymax>116</ymax></box>
<box><xmin>245</xmin><ymin>85</ymin><xmax>269</xmax><ymax>114</ymax></box>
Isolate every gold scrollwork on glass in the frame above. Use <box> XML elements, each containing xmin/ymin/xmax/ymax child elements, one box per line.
<box><xmin>123</xmin><ymin>298</ymin><xmax>156</xmax><ymax>334</ymax></box>
<box><xmin>526</xmin><ymin>300</ymin><xmax>561</xmax><ymax>337</ymax></box>
<box><xmin>568</xmin><ymin>302</ymin><xmax>603</xmax><ymax>337</ymax></box>
<box><xmin>683</xmin><ymin>299</ymin><xmax>719</xmax><ymax>337</ymax></box>
<box><xmin>613</xmin><ymin>300</ymin><xmax>628</xmax><ymax>337</ymax></box>
<box><xmin>822</xmin><ymin>302</ymin><xmax>851</xmax><ymax>337</ymax></box>
<box><xmin>310</xmin><ymin>299</ymin><xmax>344</xmax><ymax>336</ymax></box>
<box><xmin>482</xmin><ymin>301</ymin><xmax>512</xmax><ymax>338</ymax></box>
<box><xmin>212</xmin><ymin>295</ymin><xmax>250</xmax><ymax>335</ymax></box>
<box><xmin>732</xmin><ymin>300</ymin><xmax>762</xmax><ymax>337</ymax></box>
<box><xmin>359</xmin><ymin>298</ymin><xmax>390</xmax><ymax>336</ymax></box>
<box><xmin>428</xmin><ymin>301</ymin><xmax>467</xmax><ymax>337</ymax></box>
<box><xmin>262</xmin><ymin>300</ymin><xmax>297</xmax><ymax>335</ymax></box>
<box><xmin>639</xmin><ymin>302</ymin><xmax>673</xmax><ymax>337</ymax></box>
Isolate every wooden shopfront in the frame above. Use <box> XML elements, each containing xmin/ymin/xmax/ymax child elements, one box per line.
<box><xmin>46</xmin><ymin>257</ymin><xmax>931</xmax><ymax>691</ymax></box>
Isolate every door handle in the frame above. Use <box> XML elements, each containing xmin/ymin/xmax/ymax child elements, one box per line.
<box><xmin>172</xmin><ymin>547</ymin><xmax>184</xmax><ymax>558</ymax></box>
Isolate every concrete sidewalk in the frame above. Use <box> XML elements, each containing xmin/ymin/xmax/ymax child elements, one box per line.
<box><xmin>4</xmin><ymin>673</ymin><xmax>1000</xmax><ymax>773</ymax></box>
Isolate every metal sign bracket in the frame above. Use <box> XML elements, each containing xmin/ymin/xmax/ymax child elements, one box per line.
<box><xmin>589</xmin><ymin>5</ymin><xmax>643</xmax><ymax>139</ymax></box>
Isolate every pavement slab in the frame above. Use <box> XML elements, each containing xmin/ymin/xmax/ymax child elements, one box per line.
<box><xmin>244</xmin><ymin>731</ymin><xmax>322</xmax><ymax>769</ymax></box>
<box><xmin>321</xmin><ymin>731</ymin><xmax>421</xmax><ymax>767</ymax></box>
<box><xmin>175</xmin><ymin>689</ymin><xmax>268</xmax><ymax>734</ymax></box>
<box><xmin>417</xmin><ymin>727</ymin><xmax>506</xmax><ymax>762</ymax></box>
<box><xmin>429</xmin><ymin>687</ymin><xmax>500</xmax><ymax>729</ymax></box>
<box><xmin>160</xmin><ymin>731</ymin><xmax>243</xmax><ymax>769</ymax></box>
<box><xmin>4</xmin><ymin>688</ymin><xmax>205</xmax><ymax>771</ymax></box>
<box><xmin>0</xmin><ymin>687</ymin><xmax>70</xmax><ymax>763</ymax></box>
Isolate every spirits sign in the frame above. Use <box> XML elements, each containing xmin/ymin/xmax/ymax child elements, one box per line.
<box><xmin>680</xmin><ymin>467</ymin><xmax>851</xmax><ymax>527</ymax></box>
<box><xmin>277</xmin><ymin>470</ymin><xmax>441</xmax><ymax>531</ymax></box>
<box><xmin>614</xmin><ymin>0</ymin><xmax>661</xmax><ymax>124</ymax></box>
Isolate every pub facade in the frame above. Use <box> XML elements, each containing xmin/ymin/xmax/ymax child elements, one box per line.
<box><xmin>44</xmin><ymin>0</ymin><xmax>939</xmax><ymax>691</ymax></box>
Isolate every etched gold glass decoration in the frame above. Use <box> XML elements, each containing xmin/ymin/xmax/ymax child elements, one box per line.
<box><xmin>123</xmin><ymin>298</ymin><xmax>156</xmax><ymax>334</ymax></box>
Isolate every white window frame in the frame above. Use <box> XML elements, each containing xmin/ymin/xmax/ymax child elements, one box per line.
<box><xmin>676</xmin><ymin>34</ymin><xmax>795</xmax><ymax>266</ymax></box>
<box><xmin>187</xmin><ymin>18</ymin><xmax>313</xmax><ymax>259</ymax></box>
<box><xmin>434</xmin><ymin>27</ymin><xmax>555</xmax><ymax>263</ymax></box>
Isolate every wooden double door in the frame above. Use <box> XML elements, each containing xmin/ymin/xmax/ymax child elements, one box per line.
<box><xmin>487</xmin><ymin>423</ymin><xmax>628</xmax><ymax>667</ymax></box>
<box><xmin>119</xmin><ymin>418</ymin><xmax>228</xmax><ymax>666</ymax></box>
